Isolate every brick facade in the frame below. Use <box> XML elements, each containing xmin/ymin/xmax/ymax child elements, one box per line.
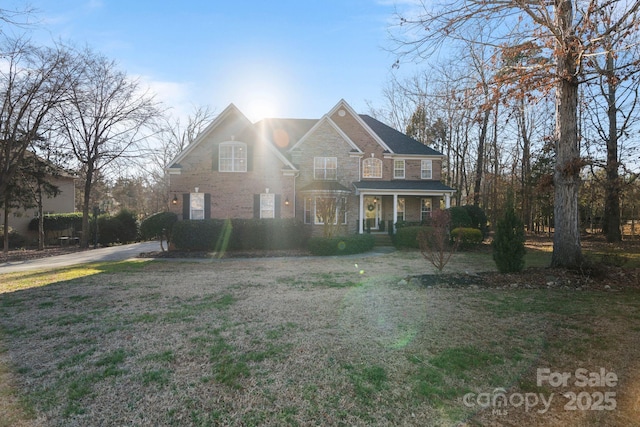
<box><xmin>167</xmin><ymin>100</ymin><xmax>455</xmax><ymax>235</ymax></box>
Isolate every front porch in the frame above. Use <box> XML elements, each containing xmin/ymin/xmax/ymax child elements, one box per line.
<box><xmin>353</xmin><ymin>181</ymin><xmax>455</xmax><ymax>234</ymax></box>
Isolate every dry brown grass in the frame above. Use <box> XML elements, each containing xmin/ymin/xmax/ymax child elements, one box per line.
<box><xmin>0</xmin><ymin>250</ymin><xmax>639</xmax><ymax>426</ymax></box>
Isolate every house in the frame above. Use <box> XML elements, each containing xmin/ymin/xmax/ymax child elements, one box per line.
<box><xmin>0</xmin><ymin>171</ymin><xmax>76</xmax><ymax>238</ymax></box>
<box><xmin>167</xmin><ymin>99</ymin><xmax>455</xmax><ymax>235</ymax></box>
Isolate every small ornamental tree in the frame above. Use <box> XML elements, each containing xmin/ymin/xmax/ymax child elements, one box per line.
<box><xmin>492</xmin><ymin>198</ymin><xmax>526</xmax><ymax>273</ymax></box>
<box><xmin>418</xmin><ymin>209</ymin><xmax>459</xmax><ymax>272</ymax></box>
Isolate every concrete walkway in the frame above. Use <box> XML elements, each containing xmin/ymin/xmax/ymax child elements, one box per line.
<box><xmin>0</xmin><ymin>241</ymin><xmax>160</xmax><ymax>273</ymax></box>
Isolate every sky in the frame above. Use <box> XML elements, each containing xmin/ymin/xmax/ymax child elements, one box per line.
<box><xmin>14</xmin><ymin>0</ymin><xmax>414</xmax><ymax>122</ymax></box>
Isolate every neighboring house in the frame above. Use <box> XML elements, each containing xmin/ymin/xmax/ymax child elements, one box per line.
<box><xmin>167</xmin><ymin>99</ymin><xmax>455</xmax><ymax>235</ymax></box>
<box><xmin>0</xmin><ymin>173</ymin><xmax>76</xmax><ymax>237</ymax></box>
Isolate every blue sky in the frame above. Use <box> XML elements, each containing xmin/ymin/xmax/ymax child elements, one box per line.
<box><xmin>18</xmin><ymin>0</ymin><xmax>412</xmax><ymax>122</ymax></box>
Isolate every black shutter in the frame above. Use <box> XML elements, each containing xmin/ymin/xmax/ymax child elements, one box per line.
<box><xmin>275</xmin><ymin>194</ymin><xmax>281</xmax><ymax>218</ymax></box>
<box><xmin>204</xmin><ymin>193</ymin><xmax>211</xmax><ymax>219</ymax></box>
<box><xmin>182</xmin><ymin>193</ymin><xmax>190</xmax><ymax>219</ymax></box>
<box><xmin>247</xmin><ymin>144</ymin><xmax>253</xmax><ymax>171</ymax></box>
<box><xmin>212</xmin><ymin>145</ymin><xmax>218</xmax><ymax>171</ymax></box>
<box><xmin>253</xmin><ymin>194</ymin><xmax>260</xmax><ymax>218</ymax></box>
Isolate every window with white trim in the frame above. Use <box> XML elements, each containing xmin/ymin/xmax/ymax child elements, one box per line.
<box><xmin>314</xmin><ymin>157</ymin><xmax>337</xmax><ymax>180</ymax></box>
<box><xmin>219</xmin><ymin>142</ymin><xmax>247</xmax><ymax>172</ymax></box>
<box><xmin>397</xmin><ymin>197</ymin><xmax>405</xmax><ymax>222</ymax></box>
<box><xmin>260</xmin><ymin>193</ymin><xmax>275</xmax><ymax>219</ymax></box>
<box><xmin>190</xmin><ymin>193</ymin><xmax>205</xmax><ymax>220</ymax></box>
<box><xmin>421</xmin><ymin>198</ymin><xmax>432</xmax><ymax>221</ymax></box>
<box><xmin>313</xmin><ymin>196</ymin><xmax>347</xmax><ymax>225</ymax></box>
<box><xmin>362</xmin><ymin>157</ymin><xmax>382</xmax><ymax>178</ymax></box>
<box><xmin>304</xmin><ymin>197</ymin><xmax>313</xmax><ymax>224</ymax></box>
<box><xmin>421</xmin><ymin>159</ymin><xmax>433</xmax><ymax>179</ymax></box>
<box><xmin>394</xmin><ymin>160</ymin><xmax>405</xmax><ymax>179</ymax></box>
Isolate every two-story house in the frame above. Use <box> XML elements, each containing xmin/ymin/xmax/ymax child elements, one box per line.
<box><xmin>167</xmin><ymin>99</ymin><xmax>455</xmax><ymax>235</ymax></box>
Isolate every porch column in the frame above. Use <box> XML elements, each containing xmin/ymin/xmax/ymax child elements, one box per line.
<box><xmin>392</xmin><ymin>193</ymin><xmax>398</xmax><ymax>233</ymax></box>
<box><xmin>445</xmin><ymin>193</ymin><xmax>451</xmax><ymax>209</ymax></box>
<box><xmin>359</xmin><ymin>192</ymin><xmax>364</xmax><ymax>234</ymax></box>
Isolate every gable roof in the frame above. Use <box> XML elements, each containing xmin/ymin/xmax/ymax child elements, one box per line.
<box><xmin>167</xmin><ymin>103</ymin><xmax>297</xmax><ymax>172</ymax></box>
<box><xmin>254</xmin><ymin>118</ymin><xmax>318</xmax><ymax>151</ymax></box>
<box><xmin>359</xmin><ymin>114</ymin><xmax>445</xmax><ymax>156</ymax></box>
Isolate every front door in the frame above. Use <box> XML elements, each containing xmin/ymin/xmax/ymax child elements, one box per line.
<box><xmin>364</xmin><ymin>196</ymin><xmax>381</xmax><ymax>230</ymax></box>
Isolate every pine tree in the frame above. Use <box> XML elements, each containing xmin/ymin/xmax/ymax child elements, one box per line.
<box><xmin>492</xmin><ymin>197</ymin><xmax>526</xmax><ymax>273</ymax></box>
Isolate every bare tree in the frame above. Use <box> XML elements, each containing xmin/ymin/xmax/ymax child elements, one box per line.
<box><xmin>391</xmin><ymin>0</ymin><xmax>640</xmax><ymax>268</ymax></box>
<box><xmin>142</xmin><ymin>105</ymin><xmax>215</xmax><ymax>213</ymax></box>
<box><xmin>0</xmin><ymin>37</ymin><xmax>76</xmax><ymax>249</ymax></box>
<box><xmin>55</xmin><ymin>48</ymin><xmax>161</xmax><ymax>248</ymax></box>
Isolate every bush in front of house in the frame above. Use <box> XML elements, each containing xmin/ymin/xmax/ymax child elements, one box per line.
<box><xmin>140</xmin><ymin>211</ymin><xmax>178</xmax><ymax>250</ymax></box>
<box><xmin>171</xmin><ymin>219</ymin><xmax>310</xmax><ymax>252</ymax></box>
<box><xmin>308</xmin><ymin>234</ymin><xmax>375</xmax><ymax>256</ymax></box>
<box><xmin>447</xmin><ymin>206</ymin><xmax>473</xmax><ymax>230</ymax></box>
<box><xmin>230</xmin><ymin>219</ymin><xmax>310</xmax><ymax>250</ymax></box>
<box><xmin>451</xmin><ymin>227</ymin><xmax>483</xmax><ymax>250</ymax></box>
<box><xmin>0</xmin><ymin>227</ymin><xmax>28</xmax><ymax>249</ymax></box>
<box><xmin>96</xmin><ymin>210</ymin><xmax>139</xmax><ymax>246</ymax></box>
<box><xmin>28</xmin><ymin>212</ymin><xmax>83</xmax><ymax>233</ymax></box>
<box><xmin>393</xmin><ymin>226</ymin><xmax>426</xmax><ymax>249</ymax></box>
<box><xmin>462</xmin><ymin>204</ymin><xmax>488</xmax><ymax>236</ymax></box>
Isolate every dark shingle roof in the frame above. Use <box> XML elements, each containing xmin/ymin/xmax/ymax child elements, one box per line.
<box><xmin>298</xmin><ymin>181</ymin><xmax>352</xmax><ymax>193</ymax></box>
<box><xmin>353</xmin><ymin>180</ymin><xmax>455</xmax><ymax>192</ymax></box>
<box><xmin>359</xmin><ymin>114</ymin><xmax>444</xmax><ymax>156</ymax></box>
<box><xmin>255</xmin><ymin>118</ymin><xmax>318</xmax><ymax>151</ymax></box>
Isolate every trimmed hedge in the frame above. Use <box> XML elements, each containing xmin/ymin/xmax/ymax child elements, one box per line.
<box><xmin>140</xmin><ymin>212</ymin><xmax>178</xmax><ymax>240</ymax></box>
<box><xmin>96</xmin><ymin>210</ymin><xmax>139</xmax><ymax>246</ymax></box>
<box><xmin>172</xmin><ymin>219</ymin><xmax>310</xmax><ymax>251</ymax></box>
<box><xmin>308</xmin><ymin>234</ymin><xmax>375</xmax><ymax>256</ymax></box>
<box><xmin>28</xmin><ymin>213</ymin><xmax>83</xmax><ymax>232</ymax></box>
<box><xmin>393</xmin><ymin>226</ymin><xmax>427</xmax><ymax>249</ymax></box>
<box><xmin>451</xmin><ymin>227</ymin><xmax>483</xmax><ymax>250</ymax></box>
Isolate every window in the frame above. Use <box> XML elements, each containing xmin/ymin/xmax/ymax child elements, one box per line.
<box><xmin>190</xmin><ymin>193</ymin><xmax>205</xmax><ymax>220</ymax></box>
<box><xmin>394</xmin><ymin>160</ymin><xmax>405</xmax><ymax>179</ymax></box>
<box><xmin>362</xmin><ymin>157</ymin><xmax>382</xmax><ymax>178</ymax></box>
<box><xmin>304</xmin><ymin>197</ymin><xmax>313</xmax><ymax>224</ymax></box>
<box><xmin>314</xmin><ymin>157</ymin><xmax>337</xmax><ymax>180</ymax></box>
<box><xmin>260</xmin><ymin>193</ymin><xmax>275</xmax><ymax>219</ymax></box>
<box><xmin>421</xmin><ymin>198</ymin><xmax>432</xmax><ymax>222</ymax></box>
<box><xmin>312</xmin><ymin>196</ymin><xmax>347</xmax><ymax>225</ymax></box>
<box><xmin>421</xmin><ymin>159</ymin><xmax>433</xmax><ymax>179</ymax></box>
<box><xmin>397</xmin><ymin>198</ymin><xmax>405</xmax><ymax>222</ymax></box>
<box><xmin>219</xmin><ymin>142</ymin><xmax>247</xmax><ymax>172</ymax></box>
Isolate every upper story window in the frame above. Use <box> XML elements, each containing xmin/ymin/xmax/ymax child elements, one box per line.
<box><xmin>314</xmin><ymin>157</ymin><xmax>337</xmax><ymax>180</ymax></box>
<box><xmin>362</xmin><ymin>157</ymin><xmax>382</xmax><ymax>178</ymax></box>
<box><xmin>219</xmin><ymin>142</ymin><xmax>247</xmax><ymax>172</ymax></box>
<box><xmin>394</xmin><ymin>160</ymin><xmax>405</xmax><ymax>179</ymax></box>
<box><xmin>421</xmin><ymin>159</ymin><xmax>433</xmax><ymax>180</ymax></box>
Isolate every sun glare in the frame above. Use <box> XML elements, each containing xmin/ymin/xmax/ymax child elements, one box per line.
<box><xmin>247</xmin><ymin>97</ymin><xmax>278</xmax><ymax>122</ymax></box>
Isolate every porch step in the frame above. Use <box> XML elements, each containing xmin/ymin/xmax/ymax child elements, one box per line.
<box><xmin>370</xmin><ymin>233</ymin><xmax>393</xmax><ymax>246</ymax></box>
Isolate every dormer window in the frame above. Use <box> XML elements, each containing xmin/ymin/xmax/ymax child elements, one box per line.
<box><xmin>362</xmin><ymin>157</ymin><xmax>382</xmax><ymax>178</ymax></box>
<box><xmin>219</xmin><ymin>141</ymin><xmax>247</xmax><ymax>172</ymax></box>
<box><xmin>314</xmin><ymin>157</ymin><xmax>337</xmax><ymax>180</ymax></box>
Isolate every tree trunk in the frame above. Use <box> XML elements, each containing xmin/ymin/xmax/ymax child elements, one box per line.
<box><xmin>2</xmin><ymin>198</ymin><xmax>8</xmax><ymax>254</ymax></box>
<box><xmin>473</xmin><ymin>107</ymin><xmax>490</xmax><ymax>206</ymax></box>
<box><xmin>37</xmin><ymin>184</ymin><xmax>45</xmax><ymax>250</ymax></box>
<box><xmin>602</xmin><ymin>49</ymin><xmax>622</xmax><ymax>242</ymax></box>
<box><xmin>551</xmin><ymin>0</ymin><xmax>582</xmax><ymax>268</ymax></box>
<box><xmin>80</xmin><ymin>166</ymin><xmax>94</xmax><ymax>249</ymax></box>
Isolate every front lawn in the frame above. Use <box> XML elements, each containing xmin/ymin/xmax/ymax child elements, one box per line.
<box><xmin>0</xmin><ymin>248</ymin><xmax>639</xmax><ymax>426</ymax></box>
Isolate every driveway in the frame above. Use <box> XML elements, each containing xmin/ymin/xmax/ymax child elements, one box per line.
<box><xmin>0</xmin><ymin>241</ymin><xmax>160</xmax><ymax>273</ymax></box>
